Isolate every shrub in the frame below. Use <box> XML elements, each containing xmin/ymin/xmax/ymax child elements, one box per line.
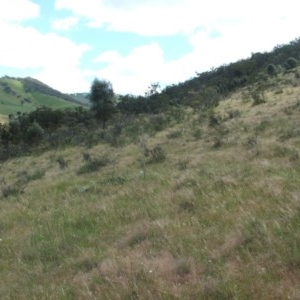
<box><xmin>82</xmin><ymin>151</ymin><xmax>92</xmax><ymax>162</ymax></box>
<box><xmin>25</xmin><ymin>122</ymin><xmax>44</xmax><ymax>145</ymax></box>
<box><xmin>208</xmin><ymin>113</ymin><xmax>220</xmax><ymax>127</ymax></box>
<box><xmin>1</xmin><ymin>185</ymin><xmax>20</xmax><ymax>198</ymax></box>
<box><xmin>145</xmin><ymin>145</ymin><xmax>166</xmax><ymax>163</ymax></box>
<box><xmin>167</xmin><ymin>130</ymin><xmax>182</xmax><ymax>139</ymax></box>
<box><xmin>227</xmin><ymin>109</ymin><xmax>241</xmax><ymax>119</ymax></box>
<box><xmin>285</xmin><ymin>57</ymin><xmax>298</xmax><ymax>70</ymax></box>
<box><xmin>77</xmin><ymin>155</ymin><xmax>112</xmax><ymax>174</ymax></box>
<box><xmin>267</xmin><ymin>64</ymin><xmax>277</xmax><ymax>77</ymax></box>
<box><xmin>1</xmin><ymin>181</ymin><xmax>26</xmax><ymax>198</ymax></box>
<box><xmin>245</xmin><ymin>136</ymin><xmax>257</xmax><ymax>148</ymax></box>
<box><xmin>251</xmin><ymin>91</ymin><xmax>265</xmax><ymax>105</ymax></box>
<box><xmin>57</xmin><ymin>156</ymin><xmax>68</xmax><ymax>169</ymax></box>
<box><xmin>212</xmin><ymin>137</ymin><xmax>222</xmax><ymax>149</ymax></box>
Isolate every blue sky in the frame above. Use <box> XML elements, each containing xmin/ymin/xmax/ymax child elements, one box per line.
<box><xmin>0</xmin><ymin>0</ymin><xmax>299</xmax><ymax>95</ymax></box>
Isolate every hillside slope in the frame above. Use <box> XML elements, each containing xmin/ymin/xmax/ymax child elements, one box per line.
<box><xmin>0</xmin><ymin>71</ymin><xmax>300</xmax><ymax>298</ymax></box>
<box><xmin>0</xmin><ymin>76</ymin><xmax>83</xmax><ymax>118</ymax></box>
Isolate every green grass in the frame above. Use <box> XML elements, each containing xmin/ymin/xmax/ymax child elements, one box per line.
<box><xmin>0</xmin><ymin>77</ymin><xmax>79</xmax><ymax>116</ymax></box>
<box><xmin>30</xmin><ymin>91</ymin><xmax>79</xmax><ymax>109</ymax></box>
<box><xmin>1</xmin><ymin>72</ymin><xmax>300</xmax><ymax>298</ymax></box>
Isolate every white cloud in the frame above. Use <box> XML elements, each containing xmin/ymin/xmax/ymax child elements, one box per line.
<box><xmin>0</xmin><ymin>22</ymin><xmax>90</xmax><ymax>68</ymax></box>
<box><xmin>94</xmin><ymin>43</ymin><xmax>165</xmax><ymax>95</ymax></box>
<box><xmin>88</xmin><ymin>4</ymin><xmax>300</xmax><ymax>96</ymax></box>
<box><xmin>0</xmin><ymin>0</ymin><xmax>40</xmax><ymax>23</ymax></box>
<box><xmin>34</xmin><ymin>67</ymin><xmax>92</xmax><ymax>93</ymax></box>
<box><xmin>51</xmin><ymin>16</ymin><xmax>79</xmax><ymax>31</ymax></box>
<box><xmin>54</xmin><ymin>0</ymin><xmax>206</xmax><ymax>36</ymax></box>
<box><xmin>0</xmin><ymin>20</ymin><xmax>91</xmax><ymax>92</ymax></box>
<box><xmin>54</xmin><ymin>0</ymin><xmax>300</xmax><ymax>37</ymax></box>
<box><xmin>1</xmin><ymin>0</ymin><xmax>300</xmax><ymax>96</ymax></box>
<box><xmin>0</xmin><ymin>0</ymin><xmax>92</xmax><ymax>93</ymax></box>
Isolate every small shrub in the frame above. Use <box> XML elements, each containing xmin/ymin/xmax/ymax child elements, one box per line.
<box><xmin>267</xmin><ymin>64</ymin><xmax>277</xmax><ymax>77</ymax></box>
<box><xmin>285</xmin><ymin>57</ymin><xmax>298</xmax><ymax>70</ymax></box>
<box><xmin>127</xmin><ymin>231</ymin><xmax>148</xmax><ymax>247</ymax></box>
<box><xmin>167</xmin><ymin>129</ymin><xmax>182</xmax><ymax>139</ymax></box>
<box><xmin>78</xmin><ymin>155</ymin><xmax>112</xmax><ymax>174</ymax></box>
<box><xmin>1</xmin><ymin>182</ymin><xmax>26</xmax><ymax>198</ymax></box>
<box><xmin>57</xmin><ymin>156</ymin><xmax>68</xmax><ymax>169</ymax></box>
<box><xmin>227</xmin><ymin>109</ymin><xmax>241</xmax><ymax>119</ymax></box>
<box><xmin>212</xmin><ymin>137</ymin><xmax>222</xmax><ymax>149</ymax></box>
<box><xmin>82</xmin><ymin>151</ymin><xmax>91</xmax><ymax>162</ymax></box>
<box><xmin>145</xmin><ymin>145</ymin><xmax>166</xmax><ymax>163</ymax></box>
<box><xmin>178</xmin><ymin>201</ymin><xmax>195</xmax><ymax>213</ymax></box>
<box><xmin>251</xmin><ymin>91</ymin><xmax>265</xmax><ymax>105</ymax></box>
<box><xmin>208</xmin><ymin>113</ymin><xmax>220</xmax><ymax>127</ymax></box>
<box><xmin>1</xmin><ymin>185</ymin><xmax>19</xmax><ymax>198</ymax></box>
<box><xmin>25</xmin><ymin>122</ymin><xmax>44</xmax><ymax>145</ymax></box>
<box><xmin>245</xmin><ymin>136</ymin><xmax>257</xmax><ymax>148</ymax></box>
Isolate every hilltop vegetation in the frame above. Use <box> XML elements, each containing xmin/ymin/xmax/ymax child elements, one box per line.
<box><xmin>117</xmin><ymin>38</ymin><xmax>300</xmax><ymax>114</ymax></box>
<box><xmin>0</xmin><ymin>38</ymin><xmax>300</xmax><ymax>298</ymax></box>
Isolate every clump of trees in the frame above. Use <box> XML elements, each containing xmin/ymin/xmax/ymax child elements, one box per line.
<box><xmin>89</xmin><ymin>79</ymin><xmax>115</xmax><ymax>129</ymax></box>
<box><xmin>0</xmin><ymin>106</ymin><xmax>96</xmax><ymax>161</ymax></box>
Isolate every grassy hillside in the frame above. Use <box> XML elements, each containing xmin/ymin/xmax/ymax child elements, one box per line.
<box><xmin>0</xmin><ymin>76</ymin><xmax>82</xmax><ymax>116</ymax></box>
<box><xmin>0</xmin><ymin>70</ymin><xmax>300</xmax><ymax>298</ymax></box>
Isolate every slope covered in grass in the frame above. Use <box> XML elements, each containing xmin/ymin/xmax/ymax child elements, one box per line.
<box><xmin>0</xmin><ymin>71</ymin><xmax>300</xmax><ymax>299</ymax></box>
<box><xmin>0</xmin><ymin>77</ymin><xmax>81</xmax><ymax>116</ymax></box>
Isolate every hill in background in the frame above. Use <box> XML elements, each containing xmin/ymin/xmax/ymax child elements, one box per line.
<box><xmin>0</xmin><ymin>76</ymin><xmax>85</xmax><ymax>120</ymax></box>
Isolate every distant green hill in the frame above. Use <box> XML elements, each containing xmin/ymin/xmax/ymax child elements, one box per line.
<box><xmin>0</xmin><ymin>76</ymin><xmax>85</xmax><ymax>118</ymax></box>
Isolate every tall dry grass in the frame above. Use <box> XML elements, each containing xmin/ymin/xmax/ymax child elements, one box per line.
<box><xmin>1</xmin><ymin>71</ymin><xmax>300</xmax><ymax>298</ymax></box>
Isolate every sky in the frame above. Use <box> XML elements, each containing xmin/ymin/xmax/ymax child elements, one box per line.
<box><xmin>0</xmin><ymin>0</ymin><xmax>299</xmax><ymax>96</ymax></box>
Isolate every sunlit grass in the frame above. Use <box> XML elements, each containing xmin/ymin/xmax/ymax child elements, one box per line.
<box><xmin>1</xmin><ymin>74</ymin><xmax>300</xmax><ymax>298</ymax></box>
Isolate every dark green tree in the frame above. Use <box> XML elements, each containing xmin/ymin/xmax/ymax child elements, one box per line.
<box><xmin>285</xmin><ymin>57</ymin><xmax>298</xmax><ymax>70</ymax></box>
<box><xmin>25</xmin><ymin>121</ymin><xmax>44</xmax><ymax>145</ymax></box>
<box><xmin>267</xmin><ymin>64</ymin><xmax>277</xmax><ymax>77</ymax></box>
<box><xmin>89</xmin><ymin>79</ymin><xmax>115</xmax><ymax>129</ymax></box>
